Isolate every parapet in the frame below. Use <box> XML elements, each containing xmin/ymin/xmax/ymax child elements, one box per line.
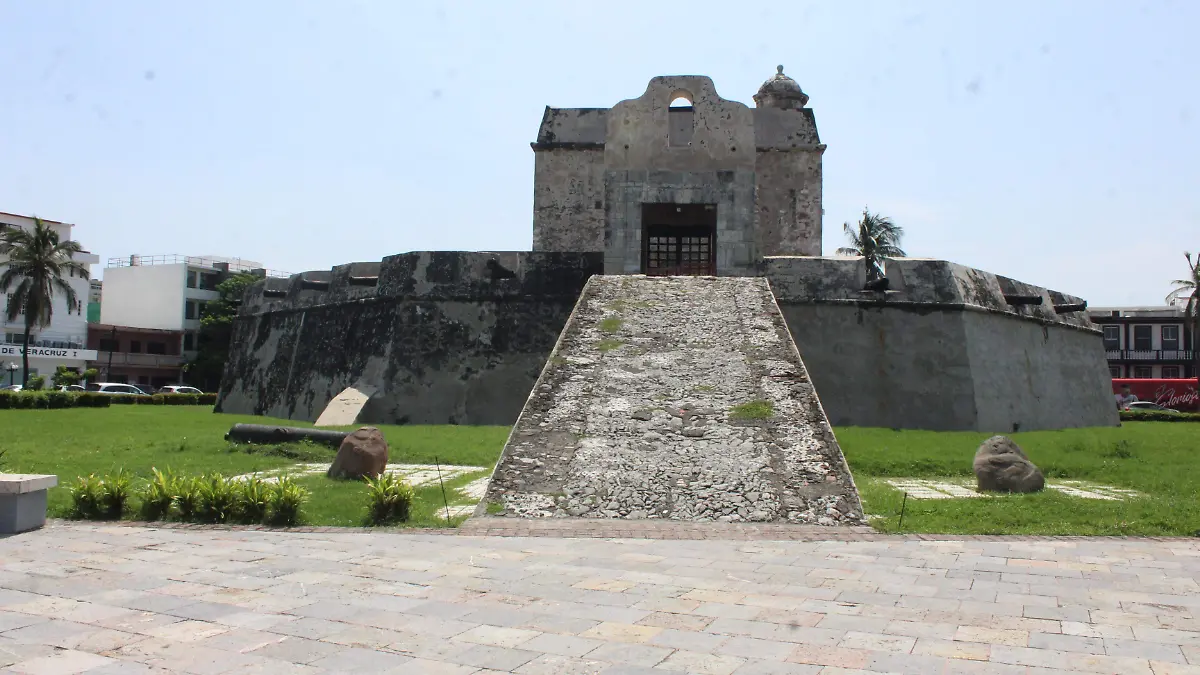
<box><xmin>763</xmin><ymin>256</ymin><xmax>1095</xmax><ymax>332</ymax></box>
<box><xmin>240</xmin><ymin>251</ymin><xmax>604</xmax><ymax>315</ymax></box>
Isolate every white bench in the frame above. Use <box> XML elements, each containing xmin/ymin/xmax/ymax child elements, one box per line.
<box><xmin>0</xmin><ymin>474</ymin><xmax>57</xmax><ymax>534</ymax></box>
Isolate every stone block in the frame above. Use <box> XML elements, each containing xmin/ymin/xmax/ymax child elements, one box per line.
<box><xmin>0</xmin><ymin>474</ymin><xmax>56</xmax><ymax>534</ymax></box>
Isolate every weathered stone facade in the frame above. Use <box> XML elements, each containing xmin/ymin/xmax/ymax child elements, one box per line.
<box><xmin>532</xmin><ymin>68</ymin><xmax>825</xmax><ymax>274</ymax></box>
<box><xmin>215</xmin><ymin>252</ymin><xmax>601</xmax><ymax>425</ymax></box>
<box><xmin>765</xmin><ymin>257</ymin><xmax>1118</xmax><ymax>432</ymax></box>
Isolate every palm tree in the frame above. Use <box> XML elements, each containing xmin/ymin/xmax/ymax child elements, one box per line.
<box><xmin>1166</xmin><ymin>251</ymin><xmax>1200</xmax><ymax>380</ymax></box>
<box><xmin>0</xmin><ymin>217</ymin><xmax>88</xmax><ymax>386</ymax></box>
<box><xmin>836</xmin><ymin>208</ymin><xmax>907</xmax><ymax>258</ymax></box>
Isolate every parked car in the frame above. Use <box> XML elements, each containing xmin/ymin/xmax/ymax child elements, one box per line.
<box><xmin>1127</xmin><ymin>401</ymin><xmax>1182</xmax><ymax>414</ymax></box>
<box><xmin>86</xmin><ymin>383</ymin><xmax>150</xmax><ymax>396</ymax></box>
<box><xmin>58</xmin><ymin>385</ymin><xmax>86</xmax><ymax>392</ymax></box>
<box><xmin>3</xmin><ymin>385</ymin><xmax>21</xmax><ymax>392</ymax></box>
<box><xmin>157</xmin><ymin>385</ymin><xmax>204</xmax><ymax>395</ymax></box>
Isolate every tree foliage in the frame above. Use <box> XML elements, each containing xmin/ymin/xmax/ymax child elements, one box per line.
<box><xmin>52</xmin><ymin>365</ymin><xmax>81</xmax><ymax>389</ymax></box>
<box><xmin>186</xmin><ymin>273</ymin><xmax>260</xmax><ymax>392</ymax></box>
<box><xmin>836</xmin><ymin>208</ymin><xmax>907</xmax><ymax>258</ymax></box>
<box><xmin>1166</xmin><ymin>251</ymin><xmax>1200</xmax><ymax>380</ymax></box>
<box><xmin>0</xmin><ymin>217</ymin><xmax>88</xmax><ymax>386</ymax></box>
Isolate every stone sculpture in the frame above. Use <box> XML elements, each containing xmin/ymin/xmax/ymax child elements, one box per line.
<box><xmin>327</xmin><ymin>426</ymin><xmax>389</xmax><ymax>480</ymax></box>
<box><xmin>972</xmin><ymin>435</ymin><xmax>1045</xmax><ymax>493</ymax></box>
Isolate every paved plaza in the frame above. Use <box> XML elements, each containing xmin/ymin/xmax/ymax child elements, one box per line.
<box><xmin>1</xmin><ymin>522</ymin><xmax>1198</xmax><ymax>674</ymax></box>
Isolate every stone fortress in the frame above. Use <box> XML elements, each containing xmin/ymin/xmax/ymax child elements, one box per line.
<box><xmin>217</xmin><ymin>68</ymin><xmax>1117</xmax><ymax>521</ymax></box>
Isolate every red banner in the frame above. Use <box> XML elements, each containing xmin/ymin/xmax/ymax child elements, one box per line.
<box><xmin>1112</xmin><ymin>378</ymin><xmax>1200</xmax><ymax>412</ymax></box>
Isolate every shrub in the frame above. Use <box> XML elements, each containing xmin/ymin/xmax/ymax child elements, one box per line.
<box><xmin>236</xmin><ymin>476</ymin><xmax>272</xmax><ymax>524</ymax></box>
<box><xmin>44</xmin><ymin>390</ymin><xmax>74</xmax><ymax>409</ymax></box>
<box><xmin>1120</xmin><ymin>409</ymin><xmax>1200</xmax><ymax>423</ymax></box>
<box><xmin>365</xmin><ymin>473</ymin><xmax>415</xmax><ymax>525</ymax></box>
<box><xmin>139</xmin><ymin>467</ymin><xmax>178</xmax><ymax>520</ymax></box>
<box><xmin>75</xmin><ymin>393</ymin><xmax>111</xmax><ymax>408</ymax></box>
<box><xmin>195</xmin><ymin>474</ymin><xmax>239</xmax><ymax>524</ymax></box>
<box><xmin>265</xmin><ymin>475</ymin><xmax>308</xmax><ymax>526</ymax></box>
<box><xmin>25</xmin><ymin>375</ymin><xmax>45</xmax><ymax>391</ymax></box>
<box><xmin>68</xmin><ymin>475</ymin><xmax>105</xmax><ymax>519</ymax></box>
<box><xmin>199</xmin><ymin>393</ymin><xmax>217</xmax><ymax>405</ymax></box>
<box><xmin>173</xmin><ymin>476</ymin><xmax>202</xmax><ymax>521</ymax></box>
<box><xmin>99</xmin><ymin>470</ymin><xmax>133</xmax><ymax>519</ymax></box>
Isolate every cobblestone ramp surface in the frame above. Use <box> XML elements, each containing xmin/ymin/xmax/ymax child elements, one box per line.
<box><xmin>478</xmin><ymin>275</ymin><xmax>865</xmax><ymax>525</ymax></box>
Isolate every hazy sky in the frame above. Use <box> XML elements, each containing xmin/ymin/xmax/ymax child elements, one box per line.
<box><xmin>1</xmin><ymin>0</ymin><xmax>1196</xmax><ymax>306</ymax></box>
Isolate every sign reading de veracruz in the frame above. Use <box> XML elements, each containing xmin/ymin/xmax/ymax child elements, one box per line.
<box><xmin>0</xmin><ymin>345</ymin><xmax>99</xmax><ymax>361</ymax></box>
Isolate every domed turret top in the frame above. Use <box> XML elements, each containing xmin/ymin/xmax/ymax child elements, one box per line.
<box><xmin>753</xmin><ymin>65</ymin><xmax>809</xmax><ymax>109</ymax></box>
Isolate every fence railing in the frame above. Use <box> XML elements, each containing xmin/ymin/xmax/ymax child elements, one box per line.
<box><xmin>106</xmin><ymin>254</ymin><xmax>289</xmax><ymax>278</ymax></box>
<box><xmin>99</xmin><ymin>353</ymin><xmax>185</xmax><ymax>367</ymax></box>
<box><xmin>1106</xmin><ymin>349</ymin><xmax>1195</xmax><ymax>361</ymax></box>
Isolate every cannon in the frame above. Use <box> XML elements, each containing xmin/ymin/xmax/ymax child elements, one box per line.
<box><xmin>224</xmin><ymin>424</ymin><xmax>351</xmax><ymax>447</ymax></box>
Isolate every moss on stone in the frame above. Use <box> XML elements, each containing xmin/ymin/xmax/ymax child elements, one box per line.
<box><xmin>596</xmin><ymin>338</ymin><xmax>624</xmax><ymax>352</ymax></box>
<box><xmin>599</xmin><ymin>317</ymin><xmax>623</xmax><ymax>333</ymax></box>
<box><xmin>730</xmin><ymin>399</ymin><xmax>774</xmax><ymax>420</ymax></box>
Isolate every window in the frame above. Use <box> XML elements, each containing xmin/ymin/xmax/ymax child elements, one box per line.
<box><xmin>4</xmin><ymin>294</ymin><xmax>23</xmax><ymax>316</ymax></box>
<box><xmin>199</xmin><ymin>273</ymin><xmax>220</xmax><ymax>291</ymax></box>
<box><xmin>146</xmin><ymin>341</ymin><xmax>167</xmax><ymax>355</ymax></box>
<box><xmin>1162</xmin><ymin>325</ymin><xmax>1180</xmax><ymax>351</ymax></box>
<box><xmin>1108</xmin><ymin>365</ymin><xmax>1121</xmax><ymax>378</ymax></box>
<box><xmin>1102</xmin><ymin>325</ymin><xmax>1120</xmax><ymax>350</ymax></box>
<box><xmin>668</xmin><ymin>91</ymin><xmax>695</xmax><ymax>148</ymax></box>
<box><xmin>98</xmin><ymin>338</ymin><xmax>118</xmax><ymax>352</ymax></box>
<box><xmin>186</xmin><ymin>271</ymin><xmax>198</xmax><ymax>289</ymax></box>
<box><xmin>1132</xmin><ymin>325</ymin><xmax>1152</xmax><ymax>351</ymax></box>
<box><xmin>1133</xmin><ymin>365</ymin><xmax>1153</xmax><ymax>378</ymax></box>
<box><xmin>183</xmin><ymin>332</ymin><xmax>195</xmax><ymax>351</ymax></box>
<box><xmin>1162</xmin><ymin>366</ymin><xmax>1181</xmax><ymax>379</ymax></box>
<box><xmin>129</xmin><ymin>340</ymin><xmax>142</xmax><ymax>353</ymax></box>
<box><xmin>185</xmin><ymin>301</ymin><xmax>196</xmax><ymax>320</ymax></box>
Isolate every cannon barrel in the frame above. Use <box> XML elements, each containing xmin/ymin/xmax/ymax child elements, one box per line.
<box><xmin>225</xmin><ymin>424</ymin><xmax>350</xmax><ymax>447</ymax></box>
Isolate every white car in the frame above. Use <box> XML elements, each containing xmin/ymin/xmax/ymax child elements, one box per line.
<box><xmin>86</xmin><ymin>383</ymin><xmax>150</xmax><ymax>396</ymax></box>
<box><xmin>157</xmin><ymin>385</ymin><xmax>204</xmax><ymax>395</ymax></box>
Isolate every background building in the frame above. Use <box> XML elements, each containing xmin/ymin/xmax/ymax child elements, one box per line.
<box><xmin>1088</xmin><ymin>306</ymin><xmax>1196</xmax><ymax>378</ymax></box>
<box><xmin>99</xmin><ymin>255</ymin><xmax>279</xmax><ymax>361</ymax></box>
<box><xmin>86</xmin><ymin>323</ymin><xmax>185</xmax><ymax>390</ymax></box>
<box><xmin>0</xmin><ymin>211</ymin><xmax>99</xmax><ymax>384</ymax></box>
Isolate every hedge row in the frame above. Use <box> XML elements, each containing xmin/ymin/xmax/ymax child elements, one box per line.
<box><xmin>1120</xmin><ymin>409</ymin><xmax>1200</xmax><ymax>423</ymax></box>
<box><xmin>0</xmin><ymin>391</ymin><xmax>216</xmax><ymax>409</ymax></box>
<box><xmin>109</xmin><ymin>393</ymin><xmax>218</xmax><ymax>406</ymax></box>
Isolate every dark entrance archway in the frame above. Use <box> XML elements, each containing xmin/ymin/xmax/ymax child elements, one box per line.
<box><xmin>641</xmin><ymin>204</ymin><xmax>717</xmax><ymax>276</ymax></box>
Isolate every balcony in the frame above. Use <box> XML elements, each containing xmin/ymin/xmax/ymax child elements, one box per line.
<box><xmin>1105</xmin><ymin>349</ymin><xmax>1194</xmax><ymax>361</ymax></box>
<box><xmin>93</xmin><ymin>352</ymin><xmax>185</xmax><ymax>368</ymax></box>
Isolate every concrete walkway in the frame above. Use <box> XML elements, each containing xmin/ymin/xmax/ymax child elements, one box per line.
<box><xmin>1</xmin><ymin>523</ymin><xmax>1198</xmax><ymax>674</ymax></box>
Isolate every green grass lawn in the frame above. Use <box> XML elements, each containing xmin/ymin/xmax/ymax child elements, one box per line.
<box><xmin>3</xmin><ymin>406</ymin><xmax>1196</xmax><ymax>535</ymax></box>
<box><xmin>836</xmin><ymin>424</ymin><xmax>1200</xmax><ymax>536</ymax></box>
<box><xmin>0</xmin><ymin>407</ymin><xmax>509</xmax><ymax>528</ymax></box>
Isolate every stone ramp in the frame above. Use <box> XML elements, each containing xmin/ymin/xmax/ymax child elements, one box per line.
<box><xmin>478</xmin><ymin>275</ymin><xmax>864</xmax><ymax>525</ymax></box>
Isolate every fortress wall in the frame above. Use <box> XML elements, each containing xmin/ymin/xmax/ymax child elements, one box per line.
<box><xmin>765</xmin><ymin>257</ymin><xmax>1118</xmax><ymax>431</ymax></box>
<box><xmin>216</xmin><ymin>252</ymin><xmax>602</xmax><ymax>425</ymax></box>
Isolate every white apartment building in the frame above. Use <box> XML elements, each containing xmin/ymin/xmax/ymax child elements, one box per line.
<box><xmin>99</xmin><ymin>255</ymin><xmax>276</xmax><ymax>358</ymax></box>
<box><xmin>0</xmin><ymin>211</ymin><xmax>100</xmax><ymax>384</ymax></box>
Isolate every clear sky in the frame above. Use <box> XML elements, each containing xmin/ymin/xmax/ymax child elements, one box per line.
<box><xmin>1</xmin><ymin>0</ymin><xmax>1196</xmax><ymax>306</ymax></box>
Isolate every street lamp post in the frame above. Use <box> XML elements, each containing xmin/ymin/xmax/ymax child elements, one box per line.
<box><xmin>6</xmin><ymin>362</ymin><xmax>18</xmax><ymax>387</ymax></box>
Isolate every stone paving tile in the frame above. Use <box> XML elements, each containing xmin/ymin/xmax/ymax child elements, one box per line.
<box><xmin>3</xmin><ymin>523</ymin><xmax>1200</xmax><ymax>674</ymax></box>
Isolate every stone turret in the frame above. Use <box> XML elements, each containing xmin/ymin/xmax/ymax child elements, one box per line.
<box><xmin>753</xmin><ymin>65</ymin><xmax>810</xmax><ymax>109</ymax></box>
